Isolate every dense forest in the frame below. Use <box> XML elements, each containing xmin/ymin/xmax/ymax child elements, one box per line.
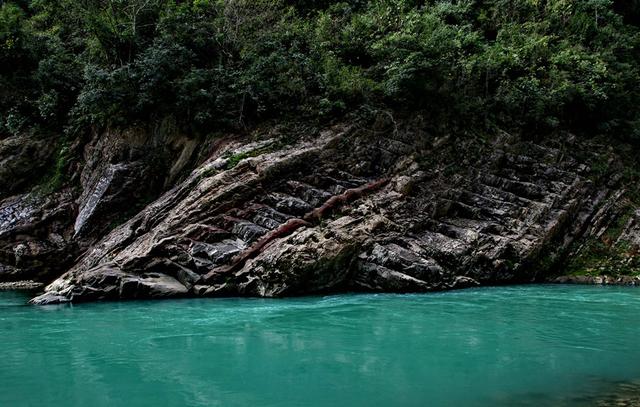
<box><xmin>1</xmin><ymin>0</ymin><xmax>640</xmax><ymax>141</ymax></box>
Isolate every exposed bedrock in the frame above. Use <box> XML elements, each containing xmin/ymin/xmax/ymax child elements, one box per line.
<box><xmin>0</xmin><ymin>189</ymin><xmax>76</xmax><ymax>282</ymax></box>
<box><xmin>0</xmin><ymin>119</ymin><xmax>208</xmax><ymax>283</ymax></box>
<box><xmin>0</xmin><ymin>132</ymin><xmax>57</xmax><ymax>199</ymax></box>
<box><xmin>26</xmin><ymin>120</ymin><xmax>640</xmax><ymax>304</ymax></box>
<box><xmin>73</xmin><ymin>120</ymin><xmax>202</xmax><ymax>237</ymax></box>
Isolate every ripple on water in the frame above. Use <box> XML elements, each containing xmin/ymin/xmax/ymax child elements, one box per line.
<box><xmin>1</xmin><ymin>285</ymin><xmax>640</xmax><ymax>407</ymax></box>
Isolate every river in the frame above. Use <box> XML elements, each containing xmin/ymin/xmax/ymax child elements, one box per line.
<box><xmin>1</xmin><ymin>285</ymin><xmax>639</xmax><ymax>406</ymax></box>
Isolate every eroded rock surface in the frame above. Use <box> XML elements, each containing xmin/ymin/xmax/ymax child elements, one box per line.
<box><xmin>0</xmin><ymin>121</ymin><xmax>209</xmax><ymax>284</ymax></box>
<box><xmin>0</xmin><ymin>133</ymin><xmax>57</xmax><ymax>199</ymax></box>
<box><xmin>0</xmin><ymin>189</ymin><xmax>77</xmax><ymax>282</ymax></box>
<box><xmin>74</xmin><ymin>122</ymin><xmax>200</xmax><ymax>237</ymax></box>
<box><xmin>26</xmin><ymin>121</ymin><xmax>640</xmax><ymax>304</ymax></box>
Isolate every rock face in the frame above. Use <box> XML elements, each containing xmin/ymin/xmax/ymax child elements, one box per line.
<box><xmin>16</xmin><ymin>117</ymin><xmax>638</xmax><ymax>304</ymax></box>
<box><xmin>0</xmin><ymin>189</ymin><xmax>77</xmax><ymax>282</ymax></box>
<box><xmin>0</xmin><ymin>133</ymin><xmax>57</xmax><ymax>199</ymax></box>
<box><xmin>0</xmin><ymin>120</ymin><xmax>205</xmax><ymax>284</ymax></box>
<box><xmin>74</xmin><ymin>121</ymin><xmax>199</xmax><ymax>237</ymax></box>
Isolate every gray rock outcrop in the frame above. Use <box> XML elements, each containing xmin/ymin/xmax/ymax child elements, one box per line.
<box><xmin>22</xmin><ymin>119</ymin><xmax>639</xmax><ymax>304</ymax></box>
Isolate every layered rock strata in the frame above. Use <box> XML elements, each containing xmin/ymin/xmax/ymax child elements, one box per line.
<box><xmin>15</xmin><ymin>121</ymin><xmax>637</xmax><ymax>304</ymax></box>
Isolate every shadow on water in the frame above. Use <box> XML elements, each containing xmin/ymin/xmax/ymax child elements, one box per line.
<box><xmin>0</xmin><ymin>289</ymin><xmax>37</xmax><ymax>307</ymax></box>
<box><xmin>489</xmin><ymin>377</ymin><xmax>640</xmax><ymax>407</ymax></box>
<box><xmin>583</xmin><ymin>378</ymin><xmax>640</xmax><ymax>407</ymax></box>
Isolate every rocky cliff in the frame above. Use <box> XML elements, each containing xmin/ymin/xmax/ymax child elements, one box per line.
<box><xmin>1</xmin><ymin>117</ymin><xmax>638</xmax><ymax>303</ymax></box>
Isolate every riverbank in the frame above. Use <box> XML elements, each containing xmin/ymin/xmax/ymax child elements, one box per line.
<box><xmin>0</xmin><ymin>280</ymin><xmax>43</xmax><ymax>290</ymax></box>
<box><xmin>551</xmin><ymin>275</ymin><xmax>640</xmax><ymax>286</ymax></box>
<box><xmin>2</xmin><ymin>117</ymin><xmax>639</xmax><ymax>305</ymax></box>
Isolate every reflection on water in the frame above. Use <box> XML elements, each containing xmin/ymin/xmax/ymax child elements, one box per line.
<box><xmin>486</xmin><ymin>377</ymin><xmax>640</xmax><ymax>406</ymax></box>
<box><xmin>590</xmin><ymin>379</ymin><xmax>640</xmax><ymax>407</ymax></box>
<box><xmin>1</xmin><ymin>286</ymin><xmax>639</xmax><ymax>407</ymax></box>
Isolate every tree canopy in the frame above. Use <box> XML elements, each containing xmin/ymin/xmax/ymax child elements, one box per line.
<box><xmin>1</xmin><ymin>0</ymin><xmax>639</xmax><ymax>140</ymax></box>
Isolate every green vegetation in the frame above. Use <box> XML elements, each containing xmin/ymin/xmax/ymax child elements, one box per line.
<box><xmin>557</xmin><ymin>139</ymin><xmax>640</xmax><ymax>277</ymax></box>
<box><xmin>36</xmin><ymin>139</ymin><xmax>71</xmax><ymax>194</ymax></box>
<box><xmin>224</xmin><ymin>152</ymin><xmax>251</xmax><ymax>170</ymax></box>
<box><xmin>224</xmin><ymin>142</ymin><xmax>280</xmax><ymax>169</ymax></box>
<box><xmin>566</xmin><ymin>240</ymin><xmax>640</xmax><ymax>277</ymax></box>
<box><xmin>1</xmin><ymin>0</ymin><xmax>640</xmax><ymax>141</ymax></box>
<box><xmin>566</xmin><ymin>202</ymin><xmax>640</xmax><ymax>277</ymax></box>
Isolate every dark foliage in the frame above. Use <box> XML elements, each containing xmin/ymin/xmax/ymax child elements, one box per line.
<box><xmin>1</xmin><ymin>0</ymin><xmax>639</xmax><ymax>141</ymax></box>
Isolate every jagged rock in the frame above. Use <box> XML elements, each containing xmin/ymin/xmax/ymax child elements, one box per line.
<box><xmin>0</xmin><ymin>280</ymin><xmax>43</xmax><ymax>290</ymax></box>
<box><xmin>0</xmin><ymin>133</ymin><xmax>56</xmax><ymax>199</ymax></box>
<box><xmin>0</xmin><ymin>120</ymin><xmax>225</xmax><ymax>284</ymax></box>
<box><xmin>28</xmin><ymin>263</ymin><xmax>188</xmax><ymax>304</ymax></box>
<box><xmin>231</xmin><ymin>220</ymin><xmax>269</xmax><ymax>243</ymax></box>
<box><xmin>190</xmin><ymin>239</ymin><xmax>245</xmax><ymax>266</ymax></box>
<box><xmin>28</xmin><ymin>293</ymin><xmax>71</xmax><ymax>305</ymax></box>
<box><xmin>269</xmin><ymin>193</ymin><xmax>313</xmax><ymax>216</ymax></box>
<box><xmin>251</xmin><ymin>206</ymin><xmax>292</xmax><ymax>230</ymax></box>
<box><xmin>74</xmin><ymin>122</ymin><xmax>199</xmax><ymax>237</ymax></box>
<box><xmin>0</xmin><ymin>119</ymin><xmax>634</xmax><ymax>304</ymax></box>
<box><xmin>617</xmin><ymin>209</ymin><xmax>640</xmax><ymax>249</ymax></box>
<box><xmin>229</xmin><ymin>215</ymin><xmax>384</xmax><ymax>296</ymax></box>
<box><xmin>0</xmin><ymin>190</ymin><xmax>77</xmax><ymax>282</ymax></box>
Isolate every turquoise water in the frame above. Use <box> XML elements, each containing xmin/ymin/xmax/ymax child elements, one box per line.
<box><xmin>1</xmin><ymin>285</ymin><xmax>639</xmax><ymax>407</ymax></box>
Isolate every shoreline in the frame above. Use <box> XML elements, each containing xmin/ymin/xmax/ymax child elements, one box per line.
<box><xmin>550</xmin><ymin>275</ymin><xmax>640</xmax><ymax>286</ymax></box>
<box><xmin>0</xmin><ymin>281</ymin><xmax>44</xmax><ymax>291</ymax></box>
<box><xmin>1</xmin><ymin>277</ymin><xmax>638</xmax><ymax>303</ymax></box>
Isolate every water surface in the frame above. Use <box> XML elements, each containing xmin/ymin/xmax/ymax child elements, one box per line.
<box><xmin>1</xmin><ymin>285</ymin><xmax>639</xmax><ymax>406</ymax></box>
